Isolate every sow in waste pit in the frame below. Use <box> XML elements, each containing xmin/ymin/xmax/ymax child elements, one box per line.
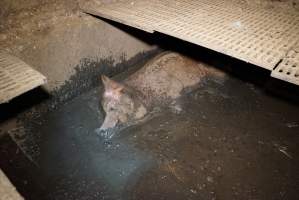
<box><xmin>0</xmin><ymin>52</ymin><xmax>47</xmax><ymax>103</ymax></box>
<box><xmin>82</xmin><ymin>0</ymin><xmax>299</xmax><ymax>85</ymax></box>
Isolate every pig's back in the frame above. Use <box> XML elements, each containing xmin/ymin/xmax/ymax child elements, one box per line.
<box><xmin>125</xmin><ymin>52</ymin><xmax>223</xmax><ymax>105</ymax></box>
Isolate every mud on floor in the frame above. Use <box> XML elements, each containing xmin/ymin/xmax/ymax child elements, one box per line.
<box><xmin>1</xmin><ymin>68</ymin><xmax>299</xmax><ymax>200</ymax></box>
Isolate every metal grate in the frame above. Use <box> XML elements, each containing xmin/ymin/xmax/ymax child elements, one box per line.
<box><xmin>271</xmin><ymin>43</ymin><xmax>299</xmax><ymax>85</ymax></box>
<box><xmin>0</xmin><ymin>52</ymin><xmax>46</xmax><ymax>103</ymax></box>
<box><xmin>83</xmin><ymin>0</ymin><xmax>299</xmax><ymax>85</ymax></box>
<box><xmin>0</xmin><ymin>169</ymin><xmax>24</xmax><ymax>200</ymax></box>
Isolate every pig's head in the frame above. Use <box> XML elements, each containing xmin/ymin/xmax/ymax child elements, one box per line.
<box><xmin>99</xmin><ymin>75</ymin><xmax>147</xmax><ymax>135</ymax></box>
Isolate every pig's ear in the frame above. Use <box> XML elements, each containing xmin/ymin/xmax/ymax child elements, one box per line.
<box><xmin>101</xmin><ymin>75</ymin><xmax>124</xmax><ymax>92</ymax></box>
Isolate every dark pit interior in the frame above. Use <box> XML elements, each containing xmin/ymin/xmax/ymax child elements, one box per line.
<box><xmin>1</xmin><ymin>1</ymin><xmax>299</xmax><ymax>200</ymax></box>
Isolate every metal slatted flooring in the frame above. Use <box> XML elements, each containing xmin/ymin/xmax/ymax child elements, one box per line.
<box><xmin>82</xmin><ymin>0</ymin><xmax>299</xmax><ymax>85</ymax></box>
<box><xmin>271</xmin><ymin>42</ymin><xmax>299</xmax><ymax>85</ymax></box>
<box><xmin>0</xmin><ymin>52</ymin><xmax>46</xmax><ymax>103</ymax></box>
<box><xmin>0</xmin><ymin>169</ymin><xmax>24</xmax><ymax>200</ymax></box>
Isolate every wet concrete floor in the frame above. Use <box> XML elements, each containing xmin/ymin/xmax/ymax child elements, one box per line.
<box><xmin>1</xmin><ymin>69</ymin><xmax>299</xmax><ymax>200</ymax></box>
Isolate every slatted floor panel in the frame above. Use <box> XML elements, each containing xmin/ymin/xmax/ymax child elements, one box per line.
<box><xmin>271</xmin><ymin>42</ymin><xmax>299</xmax><ymax>85</ymax></box>
<box><xmin>0</xmin><ymin>170</ymin><xmax>24</xmax><ymax>200</ymax></box>
<box><xmin>0</xmin><ymin>52</ymin><xmax>46</xmax><ymax>103</ymax></box>
<box><xmin>82</xmin><ymin>0</ymin><xmax>299</xmax><ymax>85</ymax></box>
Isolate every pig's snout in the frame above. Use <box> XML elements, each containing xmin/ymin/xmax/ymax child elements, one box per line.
<box><xmin>95</xmin><ymin>127</ymin><xmax>115</xmax><ymax>139</ymax></box>
<box><xmin>100</xmin><ymin>113</ymin><xmax>118</xmax><ymax>130</ymax></box>
<box><xmin>95</xmin><ymin>114</ymin><xmax>118</xmax><ymax>139</ymax></box>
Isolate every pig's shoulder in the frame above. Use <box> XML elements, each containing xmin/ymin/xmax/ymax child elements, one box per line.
<box><xmin>125</xmin><ymin>52</ymin><xmax>225</xmax><ymax>100</ymax></box>
<box><xmin>124</xmin><ymin>52</ymin><xmax>184</xmax><ymax>100</ymax></box>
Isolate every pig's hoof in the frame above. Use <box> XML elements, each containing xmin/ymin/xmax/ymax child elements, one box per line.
<box><xmin>95</xmin><ymin>128</ymin><xmax>115</xmax><ymax>140</ymax></box>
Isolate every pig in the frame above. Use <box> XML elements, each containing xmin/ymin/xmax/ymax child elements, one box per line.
<box><xmin>97</xmin><ymin>52</ymin><xmax>225</xmax><ymax>138</ymax></box>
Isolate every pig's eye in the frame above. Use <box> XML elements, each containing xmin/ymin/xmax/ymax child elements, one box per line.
<box><xmin>109</xmin><ymin>107</ymin><xmax>116</xmax><ymax>111</ymax></box>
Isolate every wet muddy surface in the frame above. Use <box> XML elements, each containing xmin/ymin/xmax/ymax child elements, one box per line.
<box><xmin>1</xmin><ymin>70</ymin><xmax>299</xmax><ymax>200</ymax></box>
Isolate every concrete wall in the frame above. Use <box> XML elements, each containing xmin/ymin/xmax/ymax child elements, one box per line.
<box><xmin>0</xmin><ymin>0</ymin><xmax>156</xmax><ymax>94</ymax></box>
<box><xmin>9</xmin><ymin>14</ymin><xmax>155</xmax><ymax>92</ymax></box>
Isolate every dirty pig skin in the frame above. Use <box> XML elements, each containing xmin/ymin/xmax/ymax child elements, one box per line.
<box><xmin>97</xmin><ymin>52</ymin><xmax>225</xmax><ymax>138</ymax></box>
